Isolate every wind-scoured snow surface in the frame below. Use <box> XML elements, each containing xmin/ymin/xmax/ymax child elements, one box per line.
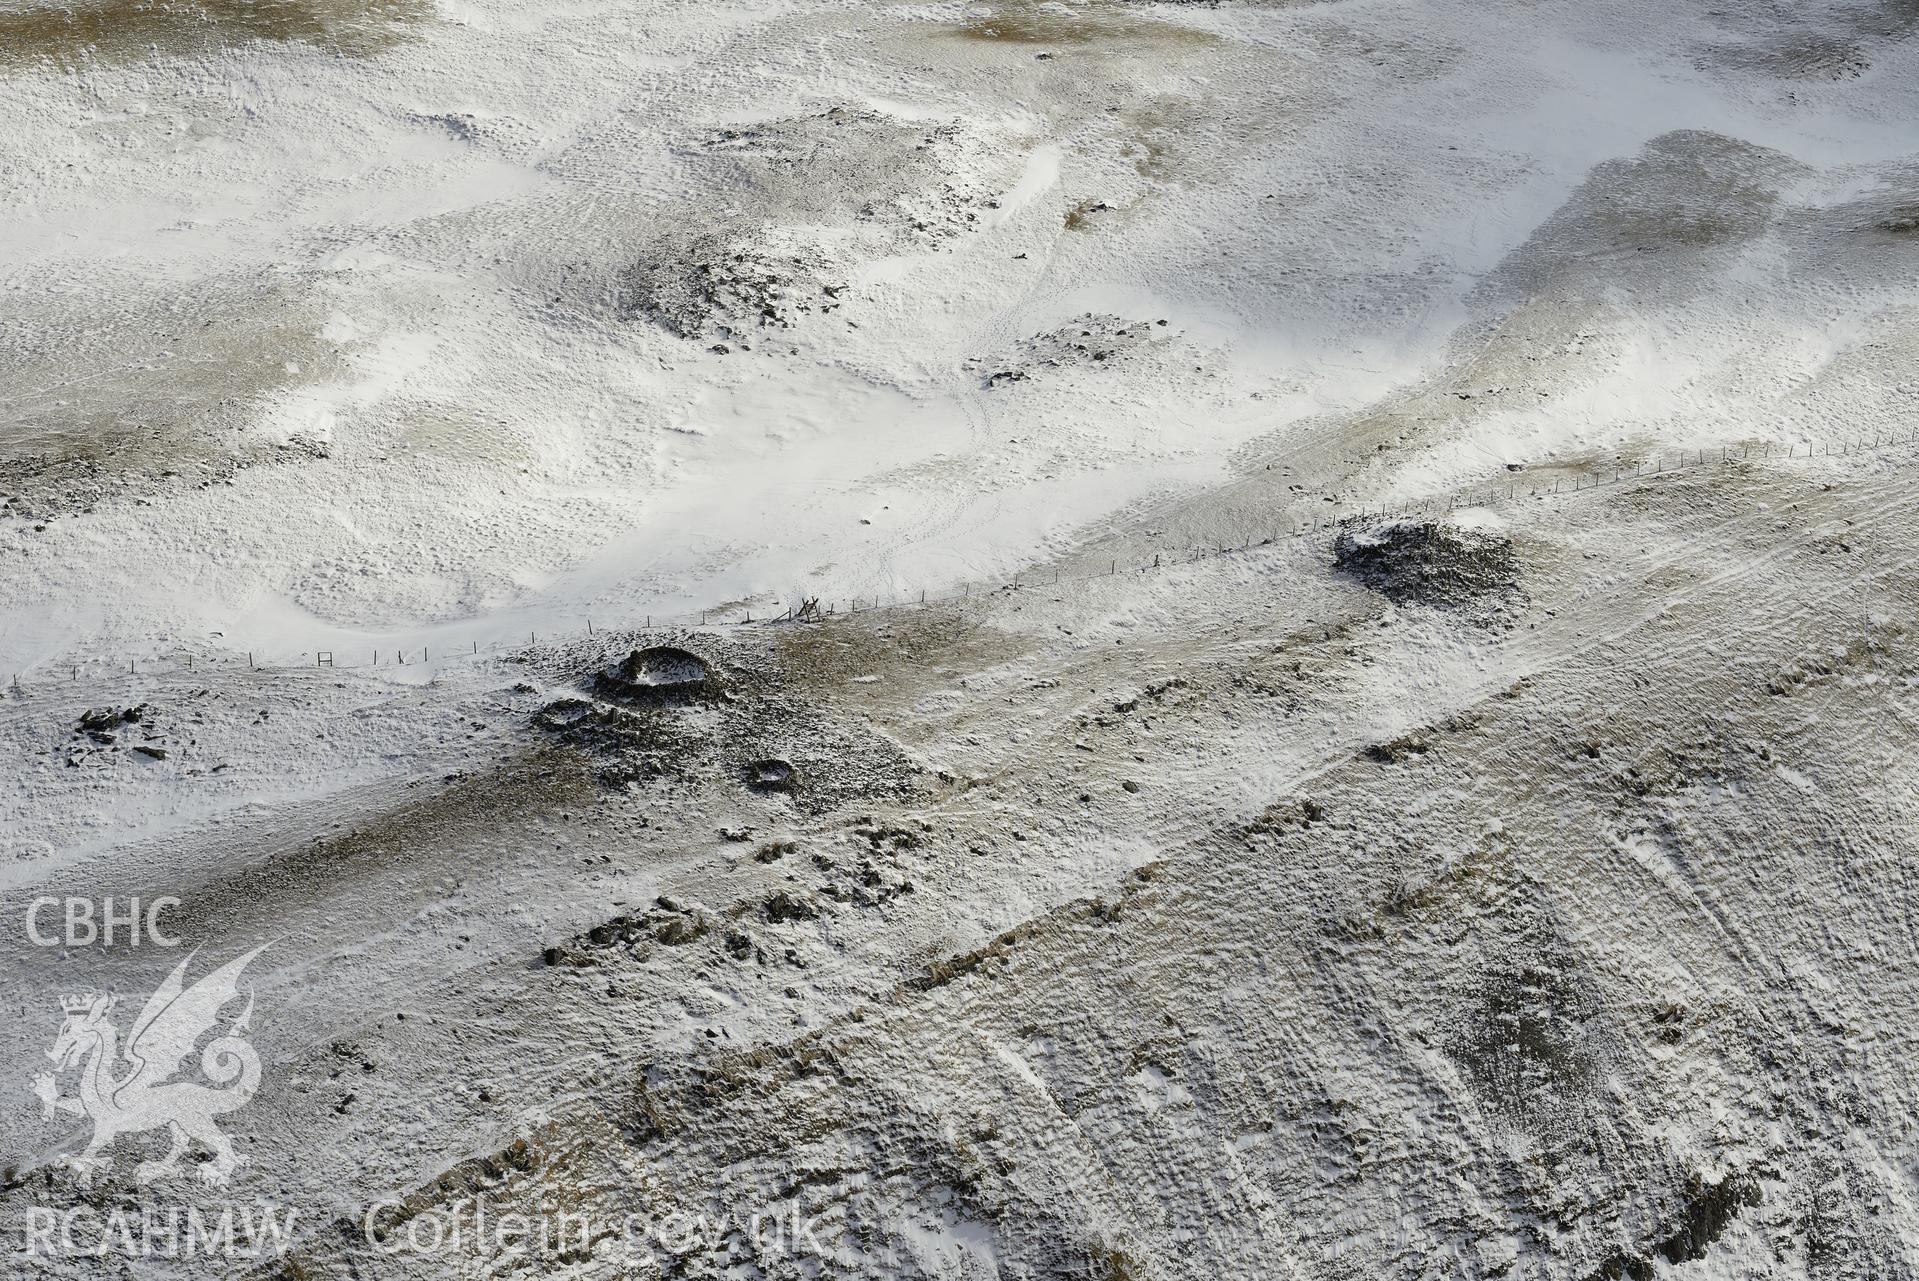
<box><xmin>1</xmin><ymin>0</ymin><xmax>1911</xmax><ymax>667</ymax></box>
<box><xmin>5</xmin><ymin>0</ymin><xmax>1919</xmax><ymax>1278</ymax></box>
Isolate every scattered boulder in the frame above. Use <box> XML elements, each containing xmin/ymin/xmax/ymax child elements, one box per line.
<box><xmin>548</xmin><ymin>898</ymin><xmax>722</xmax><ymax>963</ymax></box>
<box><xmin>762</xmin><ymin>891</ymin><xmax>820</xmax><ymax>924</ymax></box>
<box><xmin>71</xmin><ymin>705</ymin><xmax>158</xmax><ymax>753</ymax></box>
<box><xmin>745</xmin><ymin>758</ymin><xmax>797</xmax><ymax>792</ymax></box>
<box><xmin>653</xmin><ymin>910</ymin><xmax>713</xmax><ymax>946</ymax></box>
<box><xmin>1365</xmin><ymin>732</ymin><xmax>1431</xmax><ymax>764</ymax></box>
<box><xmin>974</xmin><ymin>313</ymin><xmax>1172</xmax><ymax>389</ymax></box>
<box><xmin>1063</xmin><ymin>199</ymin><xmax>1116</xmax><ymax>229</ymax></box>
<box><xmin>616</xmin><ymin>232</ymin><xmax>841</xmax><ymax>343</ymax></box>
<box><xmin>686</xmin><ymin>107</ymin><xmax>997</xmax><ymax>249</ymax></box>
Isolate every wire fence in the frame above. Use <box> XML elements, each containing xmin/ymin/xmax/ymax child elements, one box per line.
<box><xmin>8</xmin><ymin>428</ymin><xmax>1915</xmax><ymax>698</ymax></box>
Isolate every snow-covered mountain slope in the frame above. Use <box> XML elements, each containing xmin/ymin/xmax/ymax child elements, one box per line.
<box><xmin>6</xmin><ymin>1</ymin><xmax>1919</xmax><ymax>1278</ymax></box>
<box><xmin>6</xmin><ymin>0</ymin><xmax>1918</xmax><ymax>668</ymax></box>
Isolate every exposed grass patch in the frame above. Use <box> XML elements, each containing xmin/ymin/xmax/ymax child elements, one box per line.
<box><xmin>941</xmin><ymin>3</ymin><xmax>1221</xmax><ymax>49</ymax></box>
<box><xmin>0</xmin><ymin>0</ymin><xmax>429</xmax><ymax>67</ymax></box>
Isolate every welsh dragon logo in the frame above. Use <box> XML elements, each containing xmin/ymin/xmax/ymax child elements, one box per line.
<box><xmin>34</xmin><ymin>946</ymin><xmax>268</xmax><ymax>1187</ymax></box>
